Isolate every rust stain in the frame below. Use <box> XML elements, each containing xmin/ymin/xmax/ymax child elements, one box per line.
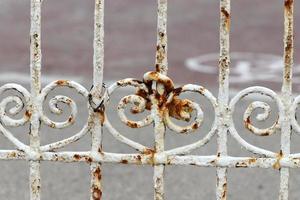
<box><xmin>92</xmin><ymin>188</ymin><xmax>102</xmax><ymax>200</ymax></box>
<box><xmin>159</xmin><ymin>31</ymin><xmax>165</xmax><ymax>38</ymax></box>
<box><xmin>136</xmin><ymin>155</ymin><xmax>142</xmax><ymax>164</ymax></box>
<box><xmin>55</xmin><ymin>80</ymin><xmax>68</xmax><ymax>86</ymax></box>
<box><xmin>135</xmin><ymin>73</ymin><xmax>196</xmax><ymax>123</ymax></box>
<box><xmin>135</xmin><ymin>89</ymin><xmax>151</xmax><ymax>111</ymax></box>
<box><xmin>222</xmin><ymin>183</ymin><xmax>227</xmax><ymax>199</ymax></box>
<box><xmin>68</xmin><ymin>117</ymin><xmax>73</xmax><ymax>123</ymax></box>
<box><xmin>155</xmin><ymin>92</ymin><xmax>167</xmax><ymax>110</ymax></box>
<box><xmin>245</xmin><ymin>116</ymin><xmax>251</xmax><ymax>126</ymax></box>
<box><xmin>210</xmin><ymin>159</ymin><xmax>217</xmax><ymax>166</ymax></box>
<box><xmin>25</xmin><ymin>110</ymin><xmax>32</xmax><ymax>119</ymax></box>
<box><xmin>32</xmin><ymin>33</ymin><xmax>40</xmax><ymax>58</ymax></box>
<box><xmin>98</xmin><ymin>109</ymin><xmax>105</xmax><ymax>126</ymax></box>
<box><xmin>248</xmin><ymin>158</ymin><xmax>257</xmax><ymax>165</ymax></box>
<box><xmin>148</xmin><ymin>71</ymin><xmax>159</xmax><ymax>80</ymax></box>
<box><xmin>284</xmin><ymin>34</ymin><xmax>293</xmax><ymax>82</ymax></box>
<box><xmin>121</xmin><ymin>159</ymin><xmax>128</xmax><ymax>164</ymax></box>
<box><xmin>155</xmin><ymin>64</ymin><xmax>160</xmax><ymax>72</ymax></box>
<box><xmin>156</xmin><ymin>31</ymin><xmax>167</xmax><ymax>72</ymax></box>
<box><xmin>244</xmin><ymin>117</ymin><xmax>272</xmax><ymax>136</ymax></box>
<box><xmin>221</xmin><ymin>7</ymin><xmax>230</xmax><ymax>32</ymax></box>
<box><xmin>128</xmin><ymin>72</ymin><xmax>203</xmax><ymax>130</ymax></box>
<box><xmin>163</xmin><ymin>79</ymin><xmax>174</xmax><ymax>93</ymax></box>
<box><xmin>283</xmin><ymin>0</ymin><xmax>293</xmax><ymax>86</ymax></box>
<box><xmin>285</xmin><ymin>0</ymin><xmax>293</xmax><ymax>12</ymax></box>
<box><xmin>9</xmin><ymin>151</ymin><xmax>16</xmax><ymax>158</ymax></box>
<box><xmin>73</xmin><ymin>154</ymin><xmax>81</xmax><ymax>160</ymax></box>
<box><xmin>192</xmin><ymin>123</ymin><xmax>199</xmax><ymax>130</ymax></box>
<box><xmin>94</xmin><ymin>167</ymin><xmax>102</xmax><ymax>180</ymax></box>
<box><xmin>92</xmin><ymin>167</ymin><xmax>102</xmax><ymax>200</ymax></box>
<box><xmin>126</xmin><ymin>121</ymin><xmax>139</xmax><ymax>128</ymax></box>
<box><xmin>261</xmin><ymin>132</ymin><xmax>271</xmax><ymax>136</ymax></box>
<box><xmin>143</xmin><ymin>148</ymin><xmax>155</xmax><ymax>155</ymax></box>
<box><xmin>273</xmin><ymin>150</ymin><xmax>283</xmax><ymax>170</ymax></box>
<box><xmin>180</xmin><ymin>128</ymin><xmax>188</xmax><ymax>134</ymax></box>
<box><xmin>144</xmin><ymin>71</ymin><xmax>174</xmax><ymax>93</ymax></box>
<box><xmin>173</xmin><ymin>87</ymin><xmax>183</xmax><ymax>96</ymax></box>
<box><xmin>167</xmin><ymin>97</ymin><xmax>193</xmax><ymax>122</ymax></box>
<box><xmin>122</xmin><ymin>97</ymin><xmax>128</xmax><ymax>104</ymax></box>
<box><xmin>66</xmin><ymin>98</ymin><xmax>72</xmax><ymax>105</ymax></box>
<box><xmin>156</xmin><ymin>45</ymin><xmax>165</xmax><ymax>65</ymax></box>
<box><xmin>219</xmin><ymin>56</ymin><xmax>230</xmax><ymax>85</ymax></box>
<box><xmin>50</xmin><ymin>122</ymin><xmax>56</xmax><ymax>128</ymax></box>
<box><xmin>85</xmin><ymin>156</ymin><xmax>93</xmax><ymax>163</ymax></box>
<box><xmin>199</xmin><ymin>86</ymin><xmax>205</xmax><ymax>94</ymax></box>
<box><xmin>143</xmin><ymin>148</ymin><xmax>156</xmax><ymax>165</ymax></box>
<box><xmin>98</xmin><ymin>147</ymin><xmax>103</xmax><ymax>154</ymax></box>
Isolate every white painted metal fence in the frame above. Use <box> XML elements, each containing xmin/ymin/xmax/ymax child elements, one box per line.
<box><xmin>0</xmin><ymin>0</ymin><xmax>296</xmax><ymax>199</ymax></box>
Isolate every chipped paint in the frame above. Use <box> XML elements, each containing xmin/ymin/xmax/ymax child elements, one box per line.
<box><xmin>90</xmin><ymin>0</ymin><xmax>105</xmax><ymax>199</ymax></box>
<box><xmin>216</xmin><ymin>0</ymin><xmax>230</xmax><ymax>199</ymax></box>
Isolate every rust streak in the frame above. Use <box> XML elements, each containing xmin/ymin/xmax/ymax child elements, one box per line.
<box><xmin>222</xmin><ymin>183</ymin><xmax>227</xmax><ymax>199</ymax></box>
<box><xmin>221</xmin><ymin>7</ymin><xmax>230</xmax><ymax>32</ymax></box>
<box><xmin>126</xmin><ymin>121</ymin><xmax>139</xmax><ymax>128</ymax></box>
<box><xmin>94</xmin><ymin>167</ymin><xmax>102</xmax><ymax>180</ymax></box>
<box><xmin>98</xmin><ymin>109</ymin><xmax>105</xmax><ymax>126</ymax></box>
<box><xmin>25</xmin><ymin>110</ymin><xmax>32</xmax><ymax>119</ymax></box>
<box><xmin>284</xmin><ymin>0</ymin><xmax>293</xmax><ymax>12</ymax></box>
<box><xmin>273</xmin><ymin>150</ymin><xmax>283</xmax><ymax>170</ymax></box>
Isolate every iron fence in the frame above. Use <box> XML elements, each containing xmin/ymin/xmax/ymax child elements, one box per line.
<box><xmin>0</xmin><ymin>0</ymin><xmax>296</xmax><ymax>199</ymax></box>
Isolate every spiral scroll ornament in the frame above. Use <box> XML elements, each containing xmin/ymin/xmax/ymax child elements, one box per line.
<box><xmin>102</xmin><ymin>71</ymin><xmax>218</xmax><ymax>155</ymax></box>
<box><xmin>228</xmin><ymin>86</ymin><xmax>283</xmax><ymax>157</ymax></box>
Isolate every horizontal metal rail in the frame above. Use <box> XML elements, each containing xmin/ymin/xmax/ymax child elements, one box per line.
<box><xmin>2</xmin><ymin>151</ymin><xmax>300</xmax><ymax>169</ymax></box>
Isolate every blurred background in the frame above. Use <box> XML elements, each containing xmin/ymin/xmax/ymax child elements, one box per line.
<box><xmin>0</xmin><ymin>0</ymin><xmax>300</xmax><ymax>199</ymax></box>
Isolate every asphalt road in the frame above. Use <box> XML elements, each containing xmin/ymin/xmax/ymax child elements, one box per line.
<box><xmin>0</xmin><ymin>0</ymin><xmax>300</xmax><ymax>89</ymax></box>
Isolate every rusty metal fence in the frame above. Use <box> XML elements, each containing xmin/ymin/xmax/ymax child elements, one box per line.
<box><xmin>0</xmin><ymin>0</ymin><xmax>296</xmax><ymax>199</ymax></box>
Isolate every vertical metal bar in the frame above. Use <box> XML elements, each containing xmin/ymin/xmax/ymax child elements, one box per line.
<box><xmin>155</xmin><ymin>0</ymin><xmax>168</xmax><ymax>75</ymax></box>
<box><xmin>153</xmin><ymin>103</ymin><xmax>165</xmax><ymax>200</ymax></box>
<box><xmin>217</xmin><ymin>0</ymin><xmax>230</xmax><ymax>199</ymax></box>
<box><xmin>279</xmin><ymin>0</ymin><xmax>294</xmax><ymax>199</ymax></box>
<box><xmin>153</xmin><ymin>0</ymin><xmax>167</xmax><ymax>200</ymax></box>
<box><xmin>90</xmin><ymin>0</ymin><xmax>105</xmax><ymax>199</ymax></box>
<box><xmin>29</xmin><ymin>0</ymin><xmax>42</xmax><ymax>199</ymax></box>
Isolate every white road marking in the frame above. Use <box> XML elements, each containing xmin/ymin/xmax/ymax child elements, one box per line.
<box><xmin>185</xmin><ymin>52</ymin><xmax>300</xmax><ymax>84</ymax></box>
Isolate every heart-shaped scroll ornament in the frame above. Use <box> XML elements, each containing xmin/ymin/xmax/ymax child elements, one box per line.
<box><xmin>103</xmin><ymin>71</ymin><xmax>219</xmax><ymax>156</ymax></box>
<box><xmin>0</xmin><ymin>80</ymin><xmax>91</xmax><ymax>153</ymax></box>
<box><xmin>39</xmin><ymin>80</ymin><xmax>90</xmax><ymax>152</ymax></box>
<box><xmin>0</xmin><ymin>73</ymin><xmax>218</xmax><ymax>156</ymax></box>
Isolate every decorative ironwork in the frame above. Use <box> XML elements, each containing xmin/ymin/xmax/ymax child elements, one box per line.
<box><xmin>0</xmin><ymin>0</ymin><xmax>296</xmax><ymax>199</ymax></box>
